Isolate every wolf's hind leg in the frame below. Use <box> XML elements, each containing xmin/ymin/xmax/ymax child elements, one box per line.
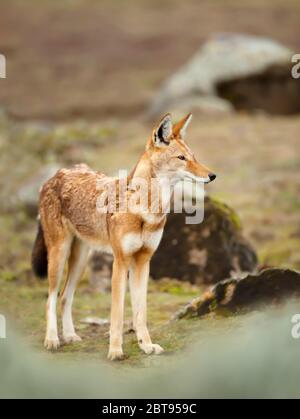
<box><xmin>61</xmin><ymin>239</ymin><xmax>90</xmax><ymax>343</ymax></box>
<box><xmin>45</xmin><ymin>237</ymin><xmax>72</xmax><ymax>350</ymax></box>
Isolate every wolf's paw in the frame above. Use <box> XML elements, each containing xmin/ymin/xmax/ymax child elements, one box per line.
<box><xmin>63</xmin><ymin>334</ymin><xmax>82</xmax><ymax>344</ymax></box>
<box><xmin>44</xmin><ymin>337</ymin><xmax>60</xmax><ymax>351</ymax></box>
<box><xmin>139</xmin><ymin>342</ymin><xmax>164</xmax><ymax>355</ymax></box>
<box><xmin>107</xmin><ymin>348</ymin><xmax>127</xmax><ymax>361</ymax></box>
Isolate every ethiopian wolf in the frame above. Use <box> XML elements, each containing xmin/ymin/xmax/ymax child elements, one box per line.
<box><xmin>31</xmin><ymin>114</ymin><xmax>216</xmax><ymax>360</ymax></box>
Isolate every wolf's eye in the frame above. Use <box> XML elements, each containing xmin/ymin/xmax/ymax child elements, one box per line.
<box><xmin>177</xmin><ymin>155</ymin><xmax>186</xmax><ymax>160</ymax></box>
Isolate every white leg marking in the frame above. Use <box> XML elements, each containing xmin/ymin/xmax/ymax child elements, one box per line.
<box><xmin>45</xmin><ymin>241</ymin><xmax>71</xmax><ymax>350</ymax></box>
<box><xmin>62</xmin><ymin>241</ymin><xmax>89</xmax><ymax>343</ymax></box>
<box><xmin>45</xmin><ymin>291</ymin><xmax>60</xmax><ymax>350</ymax></box>
<box><xmin>129</xmin><ymin>260</ymin><xmax>164</xmax><ymax>356</ymax></box>
<box><xmin>108</xmin><ymin>260</ymin><xmax>128</xmax><ymax>361</ymax></box>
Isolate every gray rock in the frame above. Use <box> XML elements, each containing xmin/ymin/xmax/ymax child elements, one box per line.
<box><xmin>80</xmin><ymin>317</ymin><xmax>109</xmax><ymax>326</ymax></box>
<box><xmin>89</xmin><ymin>252</ymin><xmax>113</xmax><ymax>292</ymax></box>
<box><xmin>17</xmin><ymin>164</ymin><xmax>60</xmax><ymax>216</ymax></box>
<box><xmin>148</xmin><ymin>34</ymin><xmax>297</xmax><ymax>116</ymax></box>
<box><xmin>173</xmin><ymin>268</ymin><xmax>300</xmax><ymax>320</ymax></box>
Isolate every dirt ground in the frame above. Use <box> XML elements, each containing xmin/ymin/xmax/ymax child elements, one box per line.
<box><xmin>0</xmin><ymin>0</ymin><xmax>300</xmax><ymax>366</ymax></box>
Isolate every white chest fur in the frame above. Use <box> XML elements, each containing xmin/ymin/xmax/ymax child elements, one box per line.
<box><xmin>143</xmin><ymin>229</ymin><xmax>164</xmax><ymax>251</ymax></box>
<box><xmin>121</xmin><ymin>228</ymin><xmax>164</xmax><ymax>255</ymax></box>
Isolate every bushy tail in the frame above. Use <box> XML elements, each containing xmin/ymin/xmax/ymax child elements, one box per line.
<box><xmin>31</xmin><ymin>221</ymin><xmax>48</xmax><ymax>279</ymax></box>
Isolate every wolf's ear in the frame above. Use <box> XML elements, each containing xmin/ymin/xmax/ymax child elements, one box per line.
<box><xmin>173</xmin><ymin>113</ymin><xmax>192</xmax><ymax>139</ymax></box>
<box><xmin>152</xmin><ymin>113</ymin><xmax>172</xmax><ymax>147</ymax></box>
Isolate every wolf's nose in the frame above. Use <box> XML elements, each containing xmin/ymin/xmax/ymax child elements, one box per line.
<box><xmin>208</xmin><ymin>173</ymin><xmax>216</xmax><ymax>182</ymax></box>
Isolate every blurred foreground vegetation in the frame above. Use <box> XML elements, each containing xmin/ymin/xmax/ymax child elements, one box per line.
<box><xmin>1</xmin><ymin>303</ymin><xmax>300</xmax><ymax>398</ymax></box>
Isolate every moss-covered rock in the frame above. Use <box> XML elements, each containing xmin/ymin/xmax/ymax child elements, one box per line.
<box><xmin>173</xmin><ymin>268</ymin><xmax>300</xmax><ymax>319</ymax></box>
<box><xmin>151</xmin><ymin>196</ymin><xmax>257</xmax><ymax>284</ymax></box>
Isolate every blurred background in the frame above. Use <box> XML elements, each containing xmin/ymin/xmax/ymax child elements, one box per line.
<box><xmin>1</xmin><ymin>0</ymin><xmax>300</xmax><ymax>398</ymax></box>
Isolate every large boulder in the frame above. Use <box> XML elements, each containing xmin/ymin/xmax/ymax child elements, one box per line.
<box><xmin>148</xmin><ymin>34</ymin><xmax>298</xmax><ymax>117</ymax></box>
<box><xmin>173</xmin><ymin>268</ymin><xmax>300</xmax><ymax>319</ymax></box>
<box><xmin>89</xmin><ymin>196</ymin><xmax>258</xmax><ymax>288</ymax></box>
<box><xmin>151</xmin><ymin>196</ymin><xmax>257</xmax><ymax>284</ymax></box>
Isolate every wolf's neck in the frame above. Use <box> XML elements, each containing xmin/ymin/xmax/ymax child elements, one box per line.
<box><xmin>127</xmin><ymin>152</ymin><xmax>176</xmax><ymax>215</ymax></box>
<box><xmin>130</xmin><ymin>152</ymin><xmax>179</xmax><ymax>183</ymax></box>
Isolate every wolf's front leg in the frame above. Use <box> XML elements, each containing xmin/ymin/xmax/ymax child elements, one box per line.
<box><xmin>108</xmin><ymin>258</ymin><xmax>129</xmax><ymax>361</ymax></box>
<box><xmin>129</xmin><ymin>252</ymin><xmax>164</xmax><ymax>355</ymax></box>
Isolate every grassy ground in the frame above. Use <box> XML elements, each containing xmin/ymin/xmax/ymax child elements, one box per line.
<box><xmin>2</xmin><ymin>274</ymin><xmax>203</xmax><ymax>366</ymax></box>
<box><xmin>2</xmin><ymin>272</ymin><xmax>251</xmax><ymax>369</ymax></box>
